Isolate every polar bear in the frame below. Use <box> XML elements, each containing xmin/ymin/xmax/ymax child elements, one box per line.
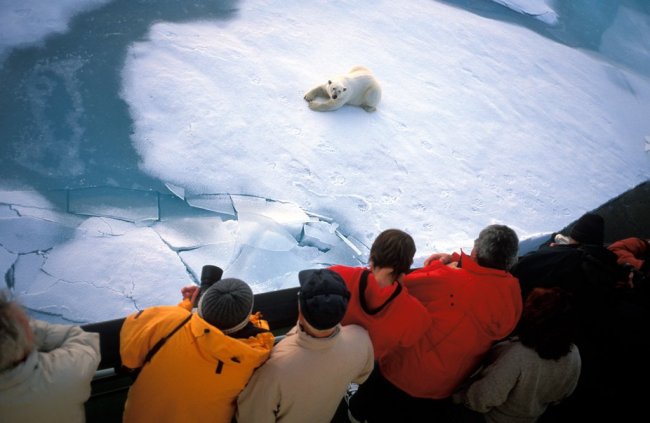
<box><xmin>304</xmin><ymin>66</ymin><xmax>381</xmax><ymax>112</ymax></box>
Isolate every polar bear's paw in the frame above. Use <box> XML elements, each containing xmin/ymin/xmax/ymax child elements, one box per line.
<box><xmin>308</xmin><ymin>100</ymin><xmax>325</xmax><ymax>111</ymax></box>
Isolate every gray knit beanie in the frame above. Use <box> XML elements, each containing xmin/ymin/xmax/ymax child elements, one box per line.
<box><xmin>197</xmin><ymin>278</ymin><xmax>253</xmax><ymax>334</ymax></box>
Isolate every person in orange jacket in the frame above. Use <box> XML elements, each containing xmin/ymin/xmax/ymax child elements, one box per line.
<box><xmin>120</xmin><ymin>276</ymin><xmax>274</xmax><ymax>423</ymax></box>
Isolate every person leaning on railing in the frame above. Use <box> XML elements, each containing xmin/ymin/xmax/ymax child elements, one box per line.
<box><xmin>236</xmin><ymin>269</ymin><xmax>374</xmax><ymax>423</ymax></box>
<box><xmin>120</xmin><ymin>275</ymin><xmax>274</xmax><ymax>423</ymax></box>
<box><xmin>0</xmin><ymin>290</ymin><xmax>101</xmax><ymax>423</ymax></box>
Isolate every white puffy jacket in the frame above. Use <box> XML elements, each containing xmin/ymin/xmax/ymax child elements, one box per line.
<box><xmin>0</xmin><ymin>319</ymin><xmax>101</xmax><ymax>423</ymax></box>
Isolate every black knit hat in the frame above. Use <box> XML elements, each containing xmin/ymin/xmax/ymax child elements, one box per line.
<box><xmin>298</xmin><ymin>269</ymin><xmax>350</xmax><ymax>330</ymax></box>
<box><xmin>198</xmin><ymin>278</ymin><xmax>253</xmax><ymax>334</ymax></box>
<box><xmin>570</xmin><ymin>212</ymin><xmax>604</xmax><ymax>245</ymax></box>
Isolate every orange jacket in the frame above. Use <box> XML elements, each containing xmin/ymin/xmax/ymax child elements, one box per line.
<box><xmin>120</xmin><ymin>299</ymin><xmax>274</xmax><ymax>423</ymax></box>
<box><xmin>380</xmin><ymin>253</ymin><xmax>522</xmax><ymax>399</ymax></box>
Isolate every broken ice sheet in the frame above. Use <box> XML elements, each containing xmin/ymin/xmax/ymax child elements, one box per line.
<box><xmin>12</xmin><ymin>252</ymin><xmax>51</xmax><ymax>294</ymax></box>
<box><xmin>0</xmin><ymin>216</ymin><xmax>78</xmax><ymax>253</ymax></box>
<box><xmin>23</xmin><ymin>280</ymin><xmax>141</xmax><ymax>324</ymax></box>
<box><xmin>153</xmin><ymin>216</ymin><xmax>238</xmax><ymax>250</ymax></box>
<box><xmin>158</xmin><ymin>192</ymin><xmax>220</xmax><ymax>220</ymax></box>
<box><xmin>0</xmin><ymin>205</ymin><xmax>18</xmax><ymax>218</ymax></box>
<box><xmin>186</xmin><ymin>193</ymin><xmax>235</xmax><ymax>216</ymax></box>
<box><xmin>225</xmin><ymin>244</ymin><xmax>320</xmax><ymax>292</ymax></box>
<box><xmin>12</xmin><ymin>205</ymin><xmax>86</xmax><ymax>228</ymax></box>
<box><xmin>77</xmin><ymin>216</ymin><xmax>142</xmax><ymax>237</ymax></box>
<box><xmin>0</xmin><ymin>189</ymin><xmax>66</xmax><ymax>210</ymax></box>
<box><xmin>177</xmin><ymin>214</ymin><xmax>365</xmax><ymax>289</ymax></box>
<box><xmin>300</xmin><ymin>221</ymin><xmax>365</xmax><ymax>266</ymax></box>
<box><xmin>68</xmin><ymin>186</ymin><xmax>159</xmax><ymax>222</ymax></box>
<box><xmin>254</xmin><ymin>271</ymin><xmax>303</xmax><ymax>292</ymax></box>
<box><xmin>14</xmin><ymin>226</ymin><xmax>192</xmax><ymax>322</ymax></box>
<box><xmin>232</xmin><ymin>195</ymin><xmax>311</xmax><ymax>239</ymax></box>
<box><xmin>310</xmin><ymin>244</ymin><xmax>364</xmax><ymax>268</ymax></box>
<box><xmin>1</xmin><ymin>247</ymin><xmax>18</xmax><ymax>288</ymax></box>
<box><xmin>301</xmin><ymin>220</ymin><xmax>341</xmax><ymax>250</ymax></box>
<box><xmin>165</xmin><ymin>182</ymin><xmax>186</xmax><ymax>200</ymax></box>
<box><xmin>179</xmin><ymin>243</ymin><xmax>239</xmax><ymax>283</ymax></box>
<box><xmin>237</xmin><ymin>212</ymin><xmax>300</xmax><ymax>252</ymax></box>
<box><xmin>16</xmin><ymin>252</ymin><xmax>138</xmax><ymax>324</ymax></box>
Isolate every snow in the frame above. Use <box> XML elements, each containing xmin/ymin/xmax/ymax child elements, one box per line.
<box><xmin>0</xmin><ymin>0</ymin><xmax>648</xmax><ymax>323</ymax></box>
<box><xmin>489</xmin><ymin>0</ymin><xmax>558</xmax><ymax>24</ymax></box>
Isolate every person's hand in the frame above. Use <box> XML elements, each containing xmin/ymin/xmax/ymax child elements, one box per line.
<box><xmin>550</xmin><ymin>233</ymin><xmax>574</xmax><ymax>247</ymax></box>
<box><xmin>181</xmin><ymin>285</ymin><xmax>199</xmax><ymax>305</ymax></box>
<box><xmin>424</xmin><ymin>253</ymin><xmax>453</xmax><ymax>266</ymax></box>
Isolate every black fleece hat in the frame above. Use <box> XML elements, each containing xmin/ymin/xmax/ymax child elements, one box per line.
<box><xmin>570</xmin><ymin>213</ymin><xmax>604</xmax><ymax>245</ymax></box>
<box><xmin>298</xmin><ymin>269</ymin><xmax>350</xmax><ymax>330</ymax></box>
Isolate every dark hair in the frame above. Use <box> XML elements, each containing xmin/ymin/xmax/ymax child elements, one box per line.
<box><xmin>369</xmin><ymin>229</ymin><xmax>416</xmax><ymax>278</ymax></box>
<box><xmin>474</xmin><ymin>224</ymin><xmax>519</xmax><ymax>270</ymax></box>
<box><xmin>518</xmin><ymin>287</ymin><xmax>576</xmax><ymax>360</ymax></box>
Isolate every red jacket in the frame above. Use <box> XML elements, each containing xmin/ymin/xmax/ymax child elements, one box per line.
<box><xmin>608</xmin><ymin>237</ymin><xmax>649</xmax><ymax>271</ymax></box>
<box><xmin>379</xmin><ymin>252</ymin><xmax>522</xmax><ymax>399</ymax></box>
<box><xmin>330</xmin><ymin>265</ymin><xmax>430</xmax><ymax>360</ymax></box>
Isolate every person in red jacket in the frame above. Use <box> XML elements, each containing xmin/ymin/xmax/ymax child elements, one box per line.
<box><xmin>348</xmin><ymin>224</ymin><xmax>522</xmax><ymax>423</ymax></box>
<box><xmin>329</xmin><ymin>229</ymin><xmax>429</xmax><ymax>361</ymax></box>
<box><xmin>331</xmin><ymin>229</ymin><xmax>430</xmax><ymax>423</ymax></box>
<box><xmin>608</xmin><ymin>237</ymin><xmax>649</xmax><ymax>285</ymax></box>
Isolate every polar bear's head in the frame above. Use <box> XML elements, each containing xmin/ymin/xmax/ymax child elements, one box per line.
<box><xmin>327</xmin><ymin>80</ymin><xmax>347</xmax><ymax>100</ymax></box>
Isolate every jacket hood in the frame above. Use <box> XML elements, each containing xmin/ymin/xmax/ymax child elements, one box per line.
<box><xmin>189</xmin><ymin>313</ymin><xmax>273</xmax><ymax>367</ymax></box>
<box><xmin>0</xmin><ymin>349</ymin><xmax>38</xmax><ymax>393</ymax></box>
<box><xmin>460</xmin><ymin>253</ymin><xmax>521</xmax><ymax>338</ymax></box>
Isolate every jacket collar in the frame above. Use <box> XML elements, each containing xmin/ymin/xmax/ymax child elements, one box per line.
<box><xmin>291</xmin><ymin>323</ymin><xmax>341</xmax><ymax>350</ymax></box>
<box><xmin>358</xmin><ymin>269</ymin><xmax>402</xmax><ymax>315</ymax></box>
<box><xmin>187</xmin><ymin>313</ymin><xmax>269</xmax><ymax>364</ymax></box>
<box><xmin>0</xmin><ymin>349</ymin><xmax>38</xmax><ymax>390</ymax></box>
<box><xmin>459</xmin><ymin>251</ymin><xmax>511</xmax><ymax>278</ymax></box>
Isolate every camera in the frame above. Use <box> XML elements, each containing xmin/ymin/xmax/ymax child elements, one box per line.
<box><xmin>195</xmin><ymin>265</ymin><xmax>224</xmax><ymax>306</ymax></box>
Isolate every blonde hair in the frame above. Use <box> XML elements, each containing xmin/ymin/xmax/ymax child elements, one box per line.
<box><xmin>0</xmin><ymin>292</ymin><xmax>32</xmax><ymax>371</ymax></box>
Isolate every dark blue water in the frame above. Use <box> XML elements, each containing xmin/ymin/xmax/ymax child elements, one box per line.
<box><xmin>441</xmin><ymin>0</ymin><xmax>649</xmax><ymax>52</ymax></box>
